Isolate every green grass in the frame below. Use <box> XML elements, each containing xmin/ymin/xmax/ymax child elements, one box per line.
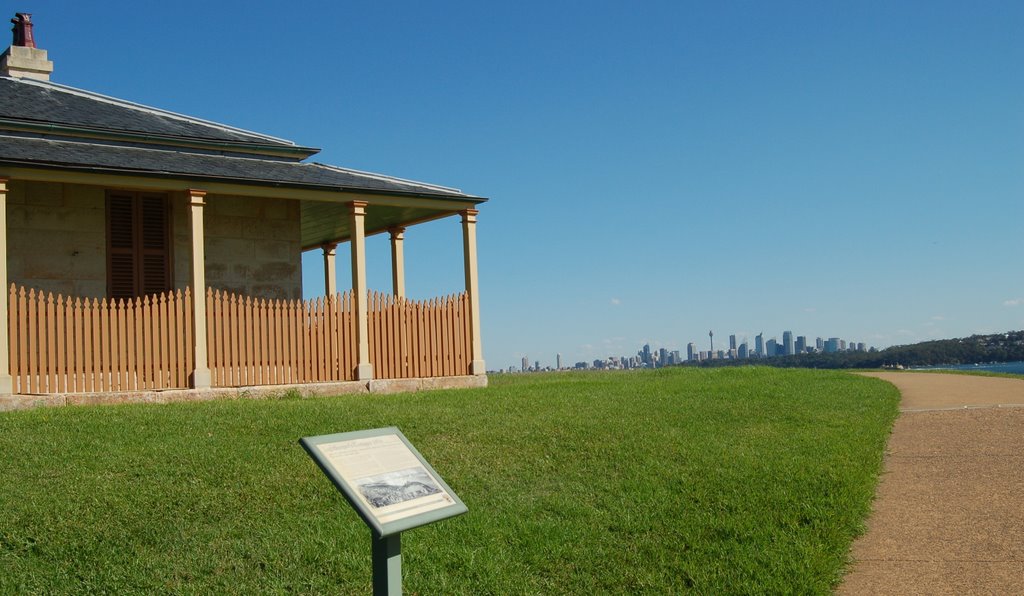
<box><xmin>0</xmin><ymin>367</ymin><xmax>899</xmax><ymax>594</ymax></box>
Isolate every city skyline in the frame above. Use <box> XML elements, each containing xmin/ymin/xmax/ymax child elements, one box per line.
<box><xmin>507</xmin><ymin>328</ymin><xmax>876</xmax><ymax>373</ymax></box>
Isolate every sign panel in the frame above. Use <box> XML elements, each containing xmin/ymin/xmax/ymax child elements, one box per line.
<box><xmin>301</xmin><ymin>427</ymin><xmax>467</xmax><ymax>537</ymax></box>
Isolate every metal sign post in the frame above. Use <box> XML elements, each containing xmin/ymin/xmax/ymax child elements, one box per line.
<box><xmin>301</xmin><ymin>427</ymin><xmax>467</xmax><ymax>595</ymax></box>
<box><xmin>372</xmin><ymin>533</ymin><xmax>402</xmax><ymax>596</ymax></box>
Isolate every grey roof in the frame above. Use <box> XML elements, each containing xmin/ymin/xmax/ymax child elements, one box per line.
<box><xmin>0</xmin><ymin>76</ymin><xmax>301</xmax><ymax>149</ymax></box>
<box><xmin>0</xmin><ymin>134</ymin><xmax>477</xmax><ymax>198</ymax></box>
<box><xmin>0</xmin><ymin>75</ymin><xmax>485</xmax><ymax>203</ymax></box>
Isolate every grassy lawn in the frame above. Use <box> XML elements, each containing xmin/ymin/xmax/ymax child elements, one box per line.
<box><xmin>0</xmin><ymin>367</ymin><xmax>899</xmax><ymax>594</ymax></box>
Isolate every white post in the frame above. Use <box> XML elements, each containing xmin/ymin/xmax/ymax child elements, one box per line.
<box><xmin>389</xmin><ymin>227</ymin><xmax>406</xmax><ymax>298</ymax></box>
<box><xmin>0</xmin><ymin>178</ymin><xmax>12</xmax><ymax>394</ymax></box>
<box><xmin>461</xmin><ymin>209</ymin><xmax>485</xmax><ymax>375</ymax></box>
<box><xmin>350</xmin><ymin>201</ymin><xmax>373</xmax><ymax>380</ymax></box>
<box><xmin>188</xmin><ymin>189</ymin><xmax>212</xmax><ymax>389</ymax></box>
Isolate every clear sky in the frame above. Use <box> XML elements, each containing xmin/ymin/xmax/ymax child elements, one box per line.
<box><xmin>27</xmin><ymin>1</ymin><xmax>1024</xmax><ymax>370</ymax></box>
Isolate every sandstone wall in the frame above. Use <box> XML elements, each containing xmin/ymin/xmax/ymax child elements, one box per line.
<box><xmin>7</xmin><ymin>181</ymin><xmax>303</xmax><ymax>301</ymax></box>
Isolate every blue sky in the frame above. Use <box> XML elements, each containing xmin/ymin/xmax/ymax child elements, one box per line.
<box><xmin>29</xmin><ymin>1</ymin><xmax>1024</xmax><ymax>370</ymax></box>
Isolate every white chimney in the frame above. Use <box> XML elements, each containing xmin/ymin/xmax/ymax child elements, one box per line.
<box><xmin>1</xmin><ymin>13</ymin><xmax>53</xmax><ymax>81</ymax></box>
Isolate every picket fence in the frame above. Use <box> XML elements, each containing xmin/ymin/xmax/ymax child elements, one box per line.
<box><xmin>6</xmin><ymin>285</ymin><xmax>193</xmax><ymax>394</ymax></box>
<box><xmin>6</xmin><ymin>284</ymin><xmax>471</xmax><ymax>394</ymax></box>
<box><xmin>367</xmin><ymin>291</ymin><xmax>471</xmax><ymax>380</ymax></box>
<box><xmin>205</xmin><ymin>290</ymin><xmax>355</xmax><ymax>387</ymax></box>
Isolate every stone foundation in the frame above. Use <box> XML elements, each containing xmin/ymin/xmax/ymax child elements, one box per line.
<box><xmin>0</xmin><ymin>375</ymin><xmax>488</xmax><ymax>412</ymax></box>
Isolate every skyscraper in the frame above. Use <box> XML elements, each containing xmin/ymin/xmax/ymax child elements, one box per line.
<box><xmin>766</xmin><ymin>338</ymin><xmax>778</xmax><ymax>357</ymax></box>
<box><xmin>755</xmin><ymin>332</ymin><xmax>764</xmax><ymax>357</ymax></box>
<box><xmin>521</xmin><ymin>356</ymin><xmax>529</xmax><ymax>372</ymax></box>
<box><xmin>556</xmin><ymin>353</ymin><xmax>562</xmax><ymax>369</ymax></box>
<box><xmin>687</xmin><ymin>342</ymin><xmax>696</xmax><ymax>361</ymax></box>
<box><xmin>783</xmin><ymin>331</ymin><xmax>794</xmax><ymax>356</ymax></box>
<box><xmin>641</xmin><ymin>344</ymin><xmax>652</xmax><ymax>366</ymax></box>
<box><xmin>796</xmin><ymin>336</ymin><xmax>807</xmax><ymax>354</ymax></box>
<box><xmin>729</xmin><ymin>334</ymin><xmax>737</xmax><ymax>350</ymax></box>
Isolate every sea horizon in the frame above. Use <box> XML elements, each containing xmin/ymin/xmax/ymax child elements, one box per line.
<box><xmin>912</xmin><ymin>361</ymin><xmax>1024</xmax><ymax>375</ymax></box>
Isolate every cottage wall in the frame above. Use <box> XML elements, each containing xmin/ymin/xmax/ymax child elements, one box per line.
<box><xmin>174</xmin><ymin>194</ymin><xmax>303</xmax><ymax>300</ymax></box>
<box><xmin>5</xmin><ymin>180</ymin><xmax>107</xmax><ymax>298</ymax></box>
<box><xmin>6</xmin><ymin>181</ymin><xmax>303</xmax><ymax>301</ymax></box>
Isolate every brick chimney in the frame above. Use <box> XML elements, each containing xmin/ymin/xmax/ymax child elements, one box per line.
<box><xmin>1</xmin><ymin>13</ymin><xmax>53</xmax><ymax>81</ymax></box>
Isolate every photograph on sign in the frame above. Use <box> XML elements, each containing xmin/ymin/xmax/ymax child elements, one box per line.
<box><xmin>317</xmin><ymin>433</ymin><xmax>458</xmax><ymax>526</ymax></box>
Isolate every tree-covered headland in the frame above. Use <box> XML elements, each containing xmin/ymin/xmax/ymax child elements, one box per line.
<box><xmin>689</xmin><ymin>331</ymin><xmax>1024</xmax><ymax>370</ymax></box>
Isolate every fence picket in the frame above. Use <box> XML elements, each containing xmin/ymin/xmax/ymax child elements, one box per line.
<box><xmin>73</xmin><ymin>297</ymin><xmax>84</xmax><ymax>392</ymax></box>
<box><xmin>185</xmin><ymin>288</ymin><xmax>194</xmax><ymax>386</ymax></box>
<box><xmin>114</xmin><ymin>298</ymin><xmax>124</xmax><ymax>391</ymax></box>
<box><xmin>167</xmin><ymin>292</ymin><xmax>178</xmax><ymax>390</ymax></box>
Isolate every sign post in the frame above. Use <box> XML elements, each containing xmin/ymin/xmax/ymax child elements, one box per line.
<box><xmin>300</xmin><ymin>427</ymin><xmax>467</xmax><ymax>595</ymax></box>
<box><xmin>372</xmin><ymin>533</ymin><xmax>402</xmax><ymax>596</ymax></box>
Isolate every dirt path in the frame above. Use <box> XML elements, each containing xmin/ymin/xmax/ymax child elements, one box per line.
<box><xmin>839</xmin><ymin>372</ymin><xmax>1024</xmax><ymax>595</ymax></box>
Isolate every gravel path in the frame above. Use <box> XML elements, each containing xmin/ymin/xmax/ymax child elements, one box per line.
<box><xmin>839</xmin><ymin>372</ymin><xmax>1024</xmax><ymax>595</ymax></box>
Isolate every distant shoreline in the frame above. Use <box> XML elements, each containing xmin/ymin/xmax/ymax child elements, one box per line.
<box><xmin>911</xmin><ymin>361</ymin><xmax>1024</xmax><ymax>375</ymax></box>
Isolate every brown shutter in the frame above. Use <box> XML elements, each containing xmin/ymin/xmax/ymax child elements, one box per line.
<box><xmin>138</xmin><ymin>193</ymin><xmax>170</xmax><ymax>296</ymax></box>
<box><xmin>107</xmin><ymin>192</ymin><xmax>172</xmax><ymax>299</ymax></box>
<box><xmin>107</xmin><ymin>193</ymin><xmax>139</xmax><ymax>299</ymax></box>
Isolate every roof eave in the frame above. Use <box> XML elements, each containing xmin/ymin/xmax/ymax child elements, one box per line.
<box><xmin>0</xmin><ymin>159</ymin><xmax>488</xmax><ymax>204</ymax></box>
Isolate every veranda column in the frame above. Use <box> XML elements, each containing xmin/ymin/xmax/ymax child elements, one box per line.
<box><xmin>0</xmin><ymin>178</ymin><xmax>12</xmax><ymax>394</ymax></box>
<box><xmin>389</xmin><ymin>227</ymin><xmax>406</xmax><ymax>298</ymax></box>
<box><xmin>461</xmin><ymin>209</ymin><xmax>485</xmax><ymax>375</ymax></box>
<box><xmin>350</xmin><ymin>201</ymin><xmax>373</xmax><ymax>380</ymax></box>
<box><xmin>322</xmin><ymin>243</ymin><xmax>338</xmax><ymax>296</ymax></box>
<box><xmin>188</xmin><ymin>189</ymin><xmax>212</xmax><ymax>389</ymax></box>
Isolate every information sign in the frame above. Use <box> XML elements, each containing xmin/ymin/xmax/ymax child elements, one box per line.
<box><xmin>300</xmin><ymin>427</ymin><xmax>467</xmax><ymax>538</ymax></box>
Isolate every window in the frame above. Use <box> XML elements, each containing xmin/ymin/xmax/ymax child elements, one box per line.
<box><xmin>106</xmin><ymin>191</ymin><xmax>171</xmax><ymax>300</ymax></box>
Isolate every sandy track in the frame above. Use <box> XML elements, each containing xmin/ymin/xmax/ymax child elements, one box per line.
<box><xmin>839</xmin><ymin>372</ymin><xmax>1024</xmax><ymax>595</ymax></box>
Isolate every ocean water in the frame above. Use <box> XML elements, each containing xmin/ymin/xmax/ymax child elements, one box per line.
<box><xmin>913</xmin><ymin>361</ymin><xmax>1024</xmax><ymax>375</ymax></box>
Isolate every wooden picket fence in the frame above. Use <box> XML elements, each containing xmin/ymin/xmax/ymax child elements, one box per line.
<box><xmin>205</xmin><ymin>289</ymin><xmax>356</xmax><ymax>387</ymax></box>
<box><xmin>5</xmin><ymin>284</ymin><xmax>472</xmax><ymax>395</ymax></box>
<box><xmin>206</xmin><ymin>289</ymin><xmax>471</xmax><ymax>385</ymax></box>
<box><xmin>7</xmin><ymin>284</ymin><xmax>193</xmax><ymax>394</ymax></box>
<box><xmin>367</xmin><ymin>291</ymin><xmax>471</xmax><ymax>379</ymax></box>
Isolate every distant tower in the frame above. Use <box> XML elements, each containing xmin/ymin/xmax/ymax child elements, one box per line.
<box><xmin>709</xmin><ymin>330</ymin><xmax>714</xmax><ymax>353</ymax></box>
<box><xmin>556</xmin><ymin>353</ymin><xmax>562</xmax><ymax>370</ymax></box>
<box><xmin>521</xmin><ymin>356</ymin><xmax>528</xmax><ymax>372</ymax></box>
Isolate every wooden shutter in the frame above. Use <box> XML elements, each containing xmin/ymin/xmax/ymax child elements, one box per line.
<box><xmin>138</xmin><ymin>194</ymin><xmax>170</xmax><ymax>295</ymax></box>
<box><xmin>106</xmin><ymin>192</ymin><xmax>171</xmax><ymax>299</ymax></box>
